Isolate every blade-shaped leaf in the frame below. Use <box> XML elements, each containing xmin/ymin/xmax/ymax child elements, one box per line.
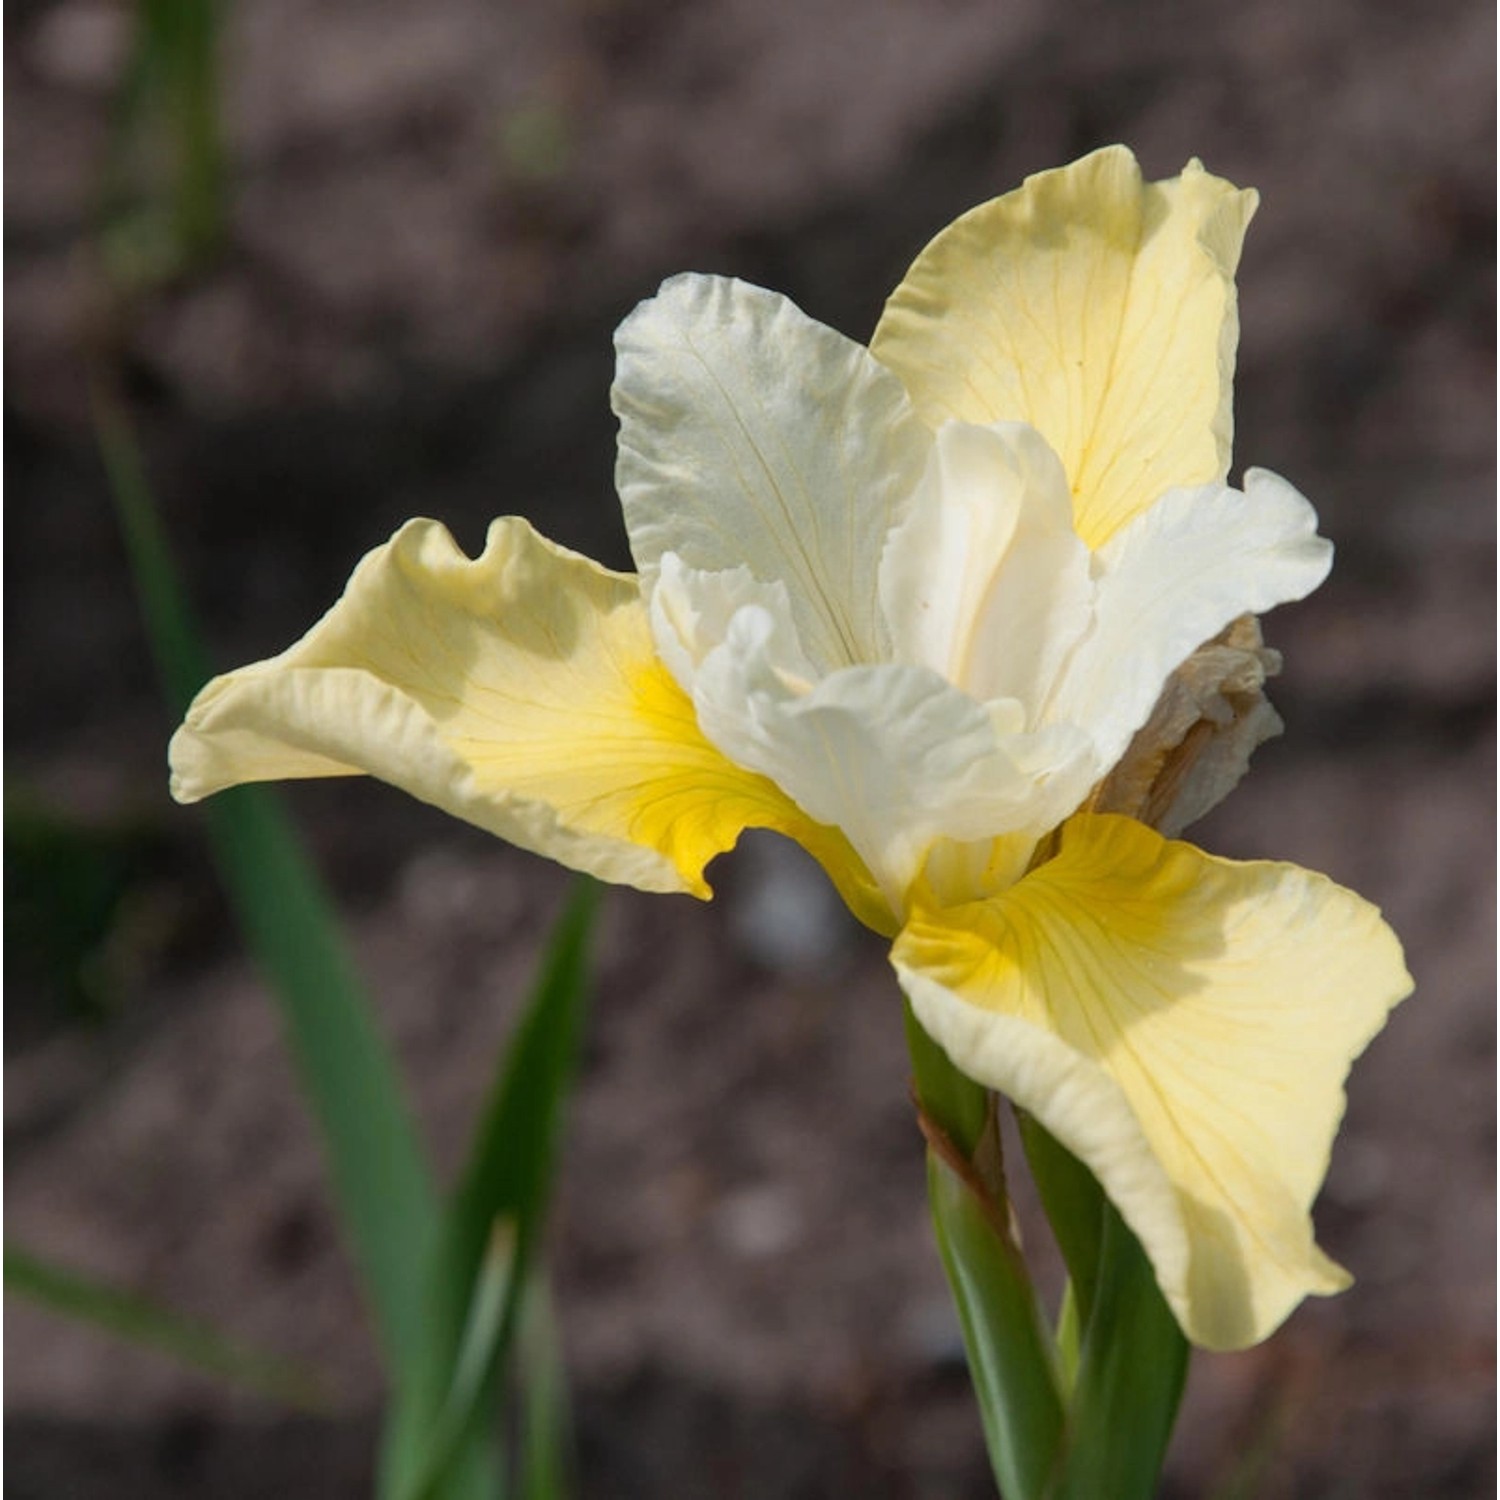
<box><xmin>1052</xmin><ymin>1199</ymin><xmax>1190</xmax><ymax>1500</ymax></box>
<box><xmin>1019</xmin><ymin>1116</ymin><xmax>1189</xmax><ymax>1495</ymax></box>
<box><xmin>97</xmin><ymin>389</ymin><xmax>438</xmax><ymax>1380</ymax></box>
<box><xmin>101</xmin><ymin>0</ymin><xmax>225</xmax><ymax>284</ymax></box>
<box><xmin>925</xmin><ymin>1154</ymin><xmax>1066</xmax><ymax>1500</ymax></box>
<box><xmin>516</xmin><ymin>1277</ymin><xmax>573</xmax><ymax>1500</ymax></box>
<box><xmin>1018</xmin><ymin>1111</ymin><xmax>1106</xmax><ymax>1333</ymax></box>
<box><xmin>381</xmin><ymin>879</ymin><xmax>598</xmax><ymax>1500</ymax></box>
<box><xmin>5</xmin><ymin>1241</ymin><xmax>329</xmax><ymax>1411</ymax></box>
<box><xmin>903</xmin><ymin>994</ymin><xmax>988</xmax><ymax>1155</ymax></box>
<box><xmin>1053</xmin><ymin>1278</ymin><xmax>1082</xmax><ymax>1396</ymax></box>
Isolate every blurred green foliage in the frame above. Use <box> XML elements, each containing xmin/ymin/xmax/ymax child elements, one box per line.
<box><xmin>382</xmin><ymin>881</ymin><xmax>597</xmax><ymax>1500</ymax></box>
<box><xmin>499</xmin><ymin>100</ymin><xmax>575</xmax><ymax>184</ymax></box>
<box><xmin>4</xmin><ymin>1241</ymin><xmax>331</xmax><ymax>1411</ymax></box>
<box><xmin>4</xmin><ymin>789</ymin><xmax>173</xmax><ymax>1028</ymax></box>
<box><xmin>11</xmin><ymin>236</ymin><xmax>592</xmax><ymax>1486</ymax></box>
<box><xmin>83</xmin><ymin>389</ymin><xmax>594</xmax><ymax>1494</ymax></box>
<box><xmin>101</xmin><ymin>0</ymin><xmax>226</xmax><ymax>288</ymax></box>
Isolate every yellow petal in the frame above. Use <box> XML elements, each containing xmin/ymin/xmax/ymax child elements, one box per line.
<box><xmin>871</xmin><ymin>146</ymin><xmax>1257</xmax><ymax>547</ymax></box>
<box><xmin>894</xmin><ymin>813</ymin><xmax>1412</xmax><ymax>1349</ymax></box>
<box><xmin>170</xmin><ymin>516</ymin><xmax>887</xmax><ymax>921</ymax></box>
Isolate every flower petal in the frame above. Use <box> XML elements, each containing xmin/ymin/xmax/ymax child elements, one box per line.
<box><xmin>649</xmin><ymin>550</ymin><xmax>818</xmax><ymax>695</ymax></box>
<box><xmin>1043</xmin><ymin>468</ymin><xmax>1331</xmax><ymax>775</ymax></box>
<box><xmin>169</xmin><ymin>517</ymin><xmax>880</xmax><ymax>911</ymax></box>
<box><xmin>871</xmin><ymin>146</ymin><xmax>1257</xmax><ymax>547</ymax></box>
<box><xmin>878</xmin><ymin>419</ymin><xmax>1093</xmax><ymax>710</ymax></box>
<box><xmin>893</xmin><ymin>813</ymin><xmax>1412</xmax><ymax>1349</ymax></box>
<box><xmin>680</xmin><ymin>598</ymin><xmax>1094</xmax><ymax>905</ymax></box>
<box><xmin>613</xmin><ymin>273</ymin><xmax>931</xmax><ymax>670</ymax></box>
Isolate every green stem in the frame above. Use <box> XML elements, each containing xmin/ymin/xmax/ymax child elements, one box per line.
<box><xmin>1017</xmin><ymin>1112</ymin><xmax>1105</xmax><ymax>1331</ymax></box>
<box><xmin>1054</xmin><ymin>1280</ymin><xmax>1081</xmax><ymax>1397</ymax></box>
<box><xmin>904</xmin><ymin>1000</ymin><xmax>1064</xmax><ymax>1500</ymax></box>
<box><xmin>1023</xmin><ymin>1122</ymin><xmax>1190</xmax><ymax>1500</ymax></box>
<box><xmin>1053</xmin><ymin>1199</ymin><xmax>1189</xmax><ymax>1500</ymax></box>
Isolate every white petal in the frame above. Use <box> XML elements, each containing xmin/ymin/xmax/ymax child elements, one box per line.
<box><xmin>686</xmin><ymin>619</ymin><xmax>1094</xmax><ymax>903</ymax></box>
<box><xmin>879</xmin><ymin>420</ymin><xmax>1094</xmax><ymax>710</ymax></box>
<box><xmin>1044</xmin><ymin>468</ymin><xmax>1331</xmax><ymax>772</ymax></box>
<box><xmin>648</xmin><ymin>550</ymin><xmax>815</xmax><ymax>694</ymax></box>
<box><xmin>613</xmin><ymin>273</ymin><xmax>931</xmax><ymax>670</ymax></box>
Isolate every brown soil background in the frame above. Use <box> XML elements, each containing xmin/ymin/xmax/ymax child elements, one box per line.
<box><xmin>5</xmin><ymin>0</ymin><xmax>1495</xmax><ymax>1495</ymax></box>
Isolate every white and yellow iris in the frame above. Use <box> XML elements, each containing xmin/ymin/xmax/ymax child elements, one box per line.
<box><xmin>169</xmin><ymin>146</ymin><xmax>1411</xmax><ymax>1352</ymax></box>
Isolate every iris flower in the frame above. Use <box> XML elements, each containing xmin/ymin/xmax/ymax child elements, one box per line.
<box><xmin>170</xmin><ymin>146</ymin><xmax>1410</xmax><ymax>1352</ymax></box>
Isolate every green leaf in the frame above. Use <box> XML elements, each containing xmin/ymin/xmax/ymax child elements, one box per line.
<box><xmin>1053</xmin><ymin>1279</ymin><xmax>1081</xmax><ymax>1397</ymax></box>
<box><xmin>1051</xmin><ymin>1200</ymin><xmax>1190</xmax><ymax>1500</ymax></box>
<box><xmin>381</xmin><ymin>880</ymin><xmax>597</xmax><ymax>1500</ymax></box>
<box><xmin>3</xmin><ymin>788</ymin><xmax>165</xmax><ymax>1022</ymax></box>
<box><xmin>5</xmin><ymin>1241</ymin><xmax>329</xmax><ymax>1411</ymax></box>
<box><xmin>905</xmin><ymin>999</ymin><xmax>1064</xmax><ymax>1500</ymax></box>
<box><xmin>200</xmin><ymin>786</ymin><xmax>441</xmax><ymax>1375</ymax></box>
<box><xmin>1022</xmin><ymin>1117</ymin><xmax>1189</xmax><ymax>1496</ymax></box>
<box><xmin>924</xmin><ymin>1155</ymin><xmax>1065</xmax><ymax>1500</ymax></box>
<box><xmin>516</xmin><ymin>1277</ymin><xmax>573</xmax><ymax>1500</ymax></box>
<box><xmin>97</xmin><ymin>390</ymin><xmax>439</xmax><ymax>1380</ymax></box>
<box><xmin>1017</xmin><ymin>1112</ymin><xmax>1106</xmax><ymax>1332</ymax></box>
<box><xmin>94</xmin><ymin>389</ymin><xmax>213</xmax><ymax>713</ymax></box>
<box><xmin>101</xmin><ymin>0</ymin><xmax>225</xmax><ymax>284</ymax></box>
<box><xmin>903</xmin><ymin>996</ymin><xmax>988</xmax><ymax>1156</ymax></box>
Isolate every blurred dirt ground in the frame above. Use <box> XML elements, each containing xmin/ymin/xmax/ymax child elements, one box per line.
<box><xmin>5</xmin><ymin>0</ymin><xmax>1495</xmax><ymax>1495</ymax></box>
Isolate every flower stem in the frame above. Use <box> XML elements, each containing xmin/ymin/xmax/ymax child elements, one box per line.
<box><xmin>904</xmin><ymin>999</ymin><xmax>1065</xmax><ymax>1500</ymax></box>
<box><xmin>1021</xmin><ymin>1119</ymin><xmax>1190</xmax><ymax>1500</ymax></box>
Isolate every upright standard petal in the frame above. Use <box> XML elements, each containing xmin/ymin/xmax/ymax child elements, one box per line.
<box><xmin>878</xmin><ymin>419</ymin><xmax>1093</xmax><ymax>710</ymax></box>
<box><xmin>169</xmin><ymin>516</ymin><xmax>878</xmax><ymax>909</ymax></box>
<box><xmin>1042</xmin><ymin>468</ymin><xmax>1331</xmax><ymax>776</ymax></box>
<box><xmin>871</xmin><ymin>146</ymin><xmax>1257</xmax><ymax>547</ymax></box>
<box><xmin>613</xmin><ymin>273</ymin><xmax>932</xmax><ymax>670</ymax></box>
<box><xmin>894</xmin><ymin>813</ymin><xmax>1412</xmax><ymax>1350</ymax></box>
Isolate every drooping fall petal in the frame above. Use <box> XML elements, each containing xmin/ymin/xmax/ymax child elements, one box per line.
<box><xmin>871</xmin><ymin>145</ymin><xmax>1257</xmax><ymax>547</ymax></box>
<box><xmin>893</xmin><ymin>812</ymin><xmax>1412</xmax><ymax>1349</ymax></box>
<box><xmin>169</xmin><ymin>516</ymin><xmax>881</xmax><ymax>917</ymax></box>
